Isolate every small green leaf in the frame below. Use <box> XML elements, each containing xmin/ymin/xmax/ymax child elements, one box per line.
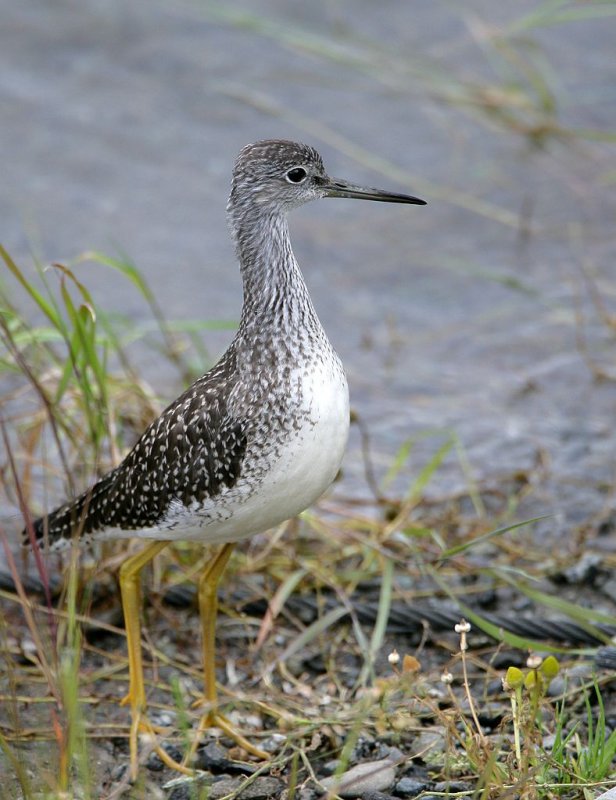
<box><xmin>524</xmin><ymin>670</ymin><xmax>540</xmax><ymax>690</ymax></box>
<box><xmin>504</xmin><ymin>666</ymin><xmax>524</xmax><ymax>689</ymax></box>
<box><xmin>540</xmin><ymin>655</ymin><xmax>560</xmax><ymax>680</ymax></box>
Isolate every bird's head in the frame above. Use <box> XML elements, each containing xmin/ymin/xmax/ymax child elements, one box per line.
<box><xmin>228</xmin><ymin>139</ymin><xmax>426</xmax><ymax>215</ymax></box>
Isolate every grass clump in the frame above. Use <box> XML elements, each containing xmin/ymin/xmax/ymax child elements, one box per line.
<box><xmin>0</xmin><ymin>247</ymin><xmax>232</xmax><ymax>796</ymax></box>
<box><xmin>1</xmin><ymin>245</ymin><xmax>615</xmax><ymax>798</ymax></box>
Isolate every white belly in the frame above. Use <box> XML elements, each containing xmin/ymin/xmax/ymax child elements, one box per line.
<box><xmin>225</xmin><ymin>362</ymin><xmax>350</xmax><ymax>537</ymax></box>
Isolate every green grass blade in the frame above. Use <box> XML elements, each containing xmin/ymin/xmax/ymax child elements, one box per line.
<box><xmin>275</xmin><ymin>606</ymin><xmax>349</xmax><ymax>666</ymax></box>
<box><xmin>380</xmin><ymin>439</ymin><xmax>413</xmax><ymax>492</ymax></box>
<box><xmin>405</xmin><ymin>436</ymin><xmax>453</xmax><ymax>504</ymax></box>
<box><xmin>78</xmin><ymin>250</ymin><xmax>154</xmax><ymax>301</ymax></box>
<box><xmin>439</xmin><ymin>516</ymin><xmax>550</xmax><ymax>559</ymax></box>
<box><xmin>1</xmin><ymin>244</ymin><xmax>63</xmax><ymax>331</ymax></box>
<box><xmin>427</xmin><ymin>566</ymin><xmax>582</xmax><ymax>654</ymax></box>
<box><xmin>512</xmin><ymin>581</ymin><xmax>616</xmax><ymax>630</ymax></box>
<box><xmin>357</xmin><ymin>556</ymin><xmax>393</xmax><ymax>686</ymax></box>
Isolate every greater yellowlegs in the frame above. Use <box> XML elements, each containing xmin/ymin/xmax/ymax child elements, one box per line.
<box><xmin>25</xmin><ymin>139</ymin><xmax>426</xmax><ymax>776</ymax></box>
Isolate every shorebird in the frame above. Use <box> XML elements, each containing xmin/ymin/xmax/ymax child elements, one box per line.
<box><xmin>25</xmin><ymin>139</ymin><xmax>426</xmax><ymax>776</ymax></box>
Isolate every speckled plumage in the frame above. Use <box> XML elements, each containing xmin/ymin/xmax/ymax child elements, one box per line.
<box><xmin>22</xmin><ymin>140</ymin><xmax>426</xmax><ymax>777</ymax></box>
<box><xmin>27</xmin><ymin>141</ymin><xmax>352</xmax><ymax>549</ymax></box>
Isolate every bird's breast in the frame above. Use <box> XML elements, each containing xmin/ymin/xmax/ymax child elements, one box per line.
<box><xmin>129</xmin><ymin>343</ymin><xmax>350</xmax><ymax>544</ymax></box>
<box><xmin>231</xmin><ymin>347</ymin><xmax>350</xmax><ymax>533</ymax></box>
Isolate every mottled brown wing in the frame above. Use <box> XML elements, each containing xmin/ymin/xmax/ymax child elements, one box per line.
<box><xmin>25</xmin><ymin>362</ymin><xmax>248</xmax><ymax>546</ymax></box>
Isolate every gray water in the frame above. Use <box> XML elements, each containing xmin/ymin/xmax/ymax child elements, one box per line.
<box><xmin>2</xmin><ymin>0</ymin><xmax>615</xmax><ymax>540</ymax></box>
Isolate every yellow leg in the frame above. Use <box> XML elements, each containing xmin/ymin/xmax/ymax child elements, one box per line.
<box><xmin>200</xmin><ymin>543</ymin><xmax>235</xmax><ymax>709</ymax></box>
<box><xmin>184</xmin><ymin>543</ymin><xmax>268</xmax><ymax>764</ymax></box>
<box><xmin>119</xmin><ymin>540</ymin><xmax>170</xmax><ymax>713</ymax></box>
<box><xmin>119</xmin><ymin>540</ymin><xmax>193</xmax><ymax>778</ymax></box>
<box><xmin>118</xmin><ymin>539</ymin><xmax>267</xmax><ymax>776</ymax></box>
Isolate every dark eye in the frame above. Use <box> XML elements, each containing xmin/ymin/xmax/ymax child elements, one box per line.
<box><xmin>286</xmin><ymin>167</ymin><xmax>307</xmax><ymax>184</ymax></box>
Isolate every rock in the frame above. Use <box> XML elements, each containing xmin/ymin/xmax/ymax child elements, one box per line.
<box><xmin>372</xmin><ymin>743</ymin><xmax>397</xmax><ymax>761</ymax></box>
<box><xmin>486</xmin><ymin>677</ymin><xmax>504</xmax><ymax>696</ymax></box>
<box><xmin>349</xmin><ymin>735</ymin><xmax>376</xmax><ymax>762</ymax></box>
<box><xmin>596</xmin><ymin>646</ymin><xmax>616</xmax><ymax>671</ymax></box>
<box><xmin>261</xmin><ymin>732</ymin><xmax>287</xmax><ymax>753</ymax></box>
<box><xmin>433</xmin><ymin>780</ymin><xmax>473</xmax><ymax>793</ymax></box>
<box><xmin>319</xmin><ymin>757</ymin><xmax>397</xmax><ymax>797</ymax></box>
<box><xmin>194</xmin><ymin>741</ymin><xmax>255</xmax><ymax>775</ymax></box>
<box><xmin>557</xmin><ymin>553</ymin><xmax>602</xmax><ymax>586</ymax></box>
<box><xmin>489</xmin><ymin>650</ymin><xmax>526</xmax><ymax>670</ymax></box>
<box><xmin>547</xmin><ymin>663</ymin><xmax>593</xmax><ymax>697</ymax></box>
<box><xmin>163</xmin><ymin>583</ymin><xmax>196</xmax><ymax>607</ymax></box>
<box><xmin>410</xmin><ymin>730</ymin><xmax>445</xmax><ymax>763</ymax></box>
<box><xmin>209</xmin><ymin>776</ymin><xmax>284</xmax><ymax>800</ymax></box>
<box><xmin>146</xmin><ymin>742</ymin><xmax>184</xmax><ymax>772</ymax></box>
<box><xmin>476</xmin><ymin>702</ymin><xmax>506</xmax><ymax>729</ymax></box>
<box><xmin>151</xmin><ymin>710</ymin><xmax>175</xmax><ymax>727</ymax></box>
<box><xmin>601</xmin><ymin>577</ymin><xmax>616</xmax><ymax>604</ymax></box>
<box><xmin>362</xmin><ymin>792</ymin><xmax>398</xmax><ymax>800</ymax></box>
<box><xmin>394</xmin><ymin>776</ymin><xmax>431</xmax><ymax>796</ymax></box>
<box><xmin>110</xmin><ymin>763</ymin><xmax>130</xmax><ymax>782</ymax></box>
<box><xmin>169</xmin><ymin>782</ymin><xmax>212</xmax><ymax>800</ymax></box>
<box><xmin>297</xmin><ymin>787</ymin><xmax>320</xmax><ymax>800</ymax></box>
<box><xmin>195</xmin><ymin>741</ymin><xmax>230</xmax><ymax>771</ymax></box>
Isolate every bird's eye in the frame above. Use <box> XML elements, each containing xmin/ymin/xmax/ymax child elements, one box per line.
<box><xmin>286</xmin><ymin>167</ymin><xmax>307</xmax><ymax>184</ymax></box>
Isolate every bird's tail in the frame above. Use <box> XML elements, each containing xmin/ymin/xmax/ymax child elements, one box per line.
<box><xmin>22</xmin><ymin>470</ymin><xmax>119</xmax><ymax>550</ymax></box>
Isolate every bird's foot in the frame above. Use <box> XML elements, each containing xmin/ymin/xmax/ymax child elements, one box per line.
<box><xmin>206</xmin><ymin>710</ymin><xmax>269</xmax><ymax>761</ymax></box>
<box><xmin>127</xmin><ymin>708</ymin><xmax>194</xmax><ymax>780</ymax></box>
<box><xmin>120</xmin><ymin>693</ymin><xmax>168</xmax><ymax>733</ymax></box>
<box><xmin>182</xmin><ymin>705</ymin><xmax>269</xmax><ymax>766</ymax></box>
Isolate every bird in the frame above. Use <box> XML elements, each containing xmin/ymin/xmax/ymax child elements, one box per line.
<box><xmin>24</xmin><ymin>139</ymin><xmax>426</xmax><ymax>777</ymax></box>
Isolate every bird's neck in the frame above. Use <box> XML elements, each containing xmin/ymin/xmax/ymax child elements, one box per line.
<box><xmin>229</xmin><ymin>205</ymin><xmax>319</xmax><ymax>334</ymax></box>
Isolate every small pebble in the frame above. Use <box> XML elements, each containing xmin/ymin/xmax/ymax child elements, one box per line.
<box><xmin>362</xmin><ymin>792</ymin><xmax>398</xmax><ymax>800</ymax></box>
<box><xmin>373</xmin><ymin>742</ymin><xmax>398</xmax><ymax>760</ymax></box>
<box><xmin>410</xmin><ymin>730</ymin><xmax>445</xmax><ymax>762</ymax></box>
<box><xmin>601</xmin><ymin>578</ymin><xmax>616</xmax><ymax>604</ymax></box>
<box><xmin>319</xmin><ymin>757</ymin><xmax>397</xmax><ymax>797</ymax></box>
<box><xmin>110</xmin><ymin>763</ymin><xmax>129</xmax><ymax>782</ymax></box>
<box><xmin>350</xmin><ymin>735</ymin><xmax>376</xmax><ymax>762</ymax></box>
<box><xmin>261</xmin><ymin>732</ymin><xmax>287</xmax><ymax>753</ymax></box>
<box><xmin>547</xmin><ymin>663</ymin><xmax>593</xmax><ymax>697</ymax></box>
<box><xmin>298</xmin><ymin>788</ymin><xmax>319</xmax><ymax>800</ymax></box>
<box><xmin>559</xmin><ymin>553</ymin><xmax>602</xmax><ymax>586</ymax></box>
<box><xmin>210</xmin><ymin>776</ymin><xmax>283</xmax><ymax>800</ymax></box>
<box><xmin>595</xmin><ymin>645</ymin><xmax>616</xmax><ymax>672</ymax></box>
<box><xmin>146</xmin><ymin>742</ymin><xmax>184</xmax><ymax>772</ymax></box>
<box><xmin>596</xmin><ymin>647</ymin><xmax>616</xmax><ymax>671</ymax></box>
<box><xmin>542</xmin><ymin>733</ymin><xmax>557</xmax><ymax>750</ymax></box>
<box><xmin>169</xmin><ymin>781</ymin><xmax>212</xmax><ymax>800</ymax></box>
<box><xmin>151</xmin><ymin>710</ymin><xmax>174</xmax><ymax>727</ymax></box>
<box><xmin>476</xmin><ymin>702</ymin><xmax>506</xmax><ymax>728</ymax></box>
<box><xmin>194</xmin><ymin>740</ymin><xmax>257</xmax><ymax>774</ymax></box>
<box><xmin>433</xmin><ymin>780</ymin><xmax>472</xmax><ymax>793</ymax></box>
<box><xmin>394</xmin><ymin>777</ymin><xmax>431</xmax><ymax>797</ymax></box>
<box><xmin>198</xmin><ymin>740</ymin><xmax>230</xmax><ymax>767</ymax></box>
<box><xmin>486</xmin><ymin>677</ymin><xmax>504</xmax><ymax>696</ymax></box>
<box><xmin>163</xmin><ymin>583</ymin><xmax>196</xmax><ymax>607</ymax></box>
<box><xmin>490</xmin><ymin>650</ymin><xmax>526</xmax><ymax>670</ymax></box>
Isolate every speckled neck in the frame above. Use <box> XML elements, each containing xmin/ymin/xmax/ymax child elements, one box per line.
<box><xmin>228</xmin><ymin>199</ymin><xmax>321</xmax><ymax>340</ymax></box>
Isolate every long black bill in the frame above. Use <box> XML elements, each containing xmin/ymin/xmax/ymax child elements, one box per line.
<box><xmin>322</xmin><ymin>177</ymin><xmax>426</xmax><ymax>205</ymax></box>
